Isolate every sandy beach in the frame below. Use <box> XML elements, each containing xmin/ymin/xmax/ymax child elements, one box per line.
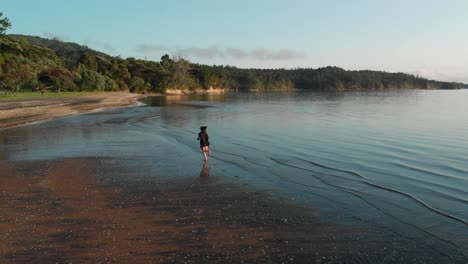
<box><xmin>0</xmin><ymin>92</ymin><xmax>145</xmax><ymax>130</ymax></box>
<box><xmin>0</xmin><ymin>158</ymin><xmax>364</xmax><ymax>263</ymax></box>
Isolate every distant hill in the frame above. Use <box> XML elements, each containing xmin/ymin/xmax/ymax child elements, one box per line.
<box><xmin>10</xmin><ymin>34</ymin><xmax>109</xmax><ymax>69</ymax></box>
<box><xmin>0</xmin><ymin>34</ymin><xmax>463</xmax><ymax>94</ymax></box>
<box><xmin>11</xmin><ymin>34</ymin><xmax>108</xmax><ymax>57</ymax></box>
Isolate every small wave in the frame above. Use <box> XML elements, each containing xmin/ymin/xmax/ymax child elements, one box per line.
<box><xmin>391</xmin><ymin>161</ymin><xmax>468</xmax><ymax>182</ymax></box>
<box><xmin>344</xmin><ymin>188</ymin><xmax>465</xmax><ymax>257</ymax></box>
<box><xmin>362</xmin><ymin>166</ymin><xmax>468</xmax><ymax>203</ymax></box>
<box><xmin>362</xmin><ymin>180</ymin><xmax>467</xmax><ymax>226</ymax></box>
<box><xmin>270</xmin><ymin>157</ymin><xmax>468</xmax><ymax>227</ymax></box>
<box><xmin>296</xmin><ymin>157</ymin><xmax>368</xmax><ymax>180</ymax></box>
<box><xmin>215</xmin><ymin>150</ymin><xmax>269</xmax><ymax>167</ymax></box>
<box><xmin>269</xmin><ymin>157</ymin><xmax>467</xmax><ymax>255</ymax></box>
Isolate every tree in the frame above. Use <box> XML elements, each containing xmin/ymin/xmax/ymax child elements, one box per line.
<box><xmin>75</xmin><ymin>65</ymin><xmax>118</xmax><ymax>91</ymax></box>
<box><xmin>0</xmin><ymin>12</ymin><xmax>11</xmax><ymax>35</ymax></box>
<box><xmin>79</xmin><ymin>53</ymin><xmax>98</xmax><ymax>72</ymax></box>
<box><xmin>38</xmin><ymin>67</ymin><xmax>77</xmax><ymax>93</ymax></box>
<box><xmin>156</xmin><ymin>54</ymin><xmax>173</xmax><ymax>91</ymax></box>
<box><xmin>129</xmin><ymin>76</ymin><xmax>146</xmax><ymax>93</ymax></box>
<box><xmin>169</xmin><ymin>57</ymin><xmax>197</xmax><ymax>90</ymax></box>
<box><xmin>1</xmin><ymin>61</ymin><xmax>35</xmax><ymax>93</ymax></box>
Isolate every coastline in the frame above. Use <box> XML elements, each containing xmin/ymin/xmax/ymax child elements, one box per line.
<box><xmin>0</xmin><ymin>92</ymin><xmax>146</xmax><ymax>130</ymax></box>
<box><xmin>164</xmin><ymin>88</ymin><xmax>230</xmax><ymax>95</ymax></box>
<box><xmin>0</xmin><ymin>89</ymin><xmax>231</xmax><ymax>130</ymax></box>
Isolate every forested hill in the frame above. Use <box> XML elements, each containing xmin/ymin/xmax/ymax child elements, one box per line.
<box><xmin>0</xmin><ymin>34</ymin><xmax>462</xmax><ymax>94</ymax></box>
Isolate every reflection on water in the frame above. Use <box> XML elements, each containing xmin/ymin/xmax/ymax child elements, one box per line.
<box><xmin>140</xmin><ymin>93</ymin><xmax>227</xmax><ymax>107</ymax></box>
<box><xmin>200</xmin><ymin>162</ymin><xmax>210</xmax><ymax>177</ymax></box>
<box><xmin>1</xmin><ymin>90</ymin><xmax>468</xmax><ymax>263</ymax></box>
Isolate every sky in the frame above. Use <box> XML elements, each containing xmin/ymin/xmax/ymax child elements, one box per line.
<box><xmin>2</xmin><ymin>0</ymin><xmax>468</xmax><ymax>83</ymax></box>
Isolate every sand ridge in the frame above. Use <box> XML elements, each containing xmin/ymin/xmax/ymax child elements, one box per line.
<box><xmin>0</xmin><ymin>92</ymin><xmax>145</xmax><ymax>129</ymax></box>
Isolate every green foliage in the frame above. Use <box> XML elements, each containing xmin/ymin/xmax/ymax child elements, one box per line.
<box><xmin>0</xmin><ymin>31</ymin><xmax>462</xmax><ymax>94</ymax></box>
<box><xmin>79</xmin><ymin>53</ymin><xmax>99</xmax><ymax>71</ymax></box>
<box><xmin>0</xmin><ymin>12</ymin><xmax>11</xmax><ymax>35</ymax></box>
<box><xmin>12</xmin><ymin>35</ymin><xmax>109</xmax><ymax>69</ymax></box>
<box><xmin>0</xmin><ymin>37</ymin><xmax>62</xmax><ymax>70</ymax></box>
<box><xmin>128</xmin><ymin>76</ymin><xmax>149</xmax><ymax>93</ymax></box>
<box><xmin>220</xmin><ymin>66</ymin><xmax>462</xmax><ymax>91</ymax></box>
<box><xmin>1</xmin><ymin>60</ymin><xmax>35</xmax><ymax>93</ymax></box>
<box><xmin>192</xmin><ymin>64</ymin><xmax>227</xmax><ymax>89</ymax></box>
<box><xmin>38</xmin><ymin>67</ymin><xmax>77</xmax><ymax>92</ymax></box>
<box><xmin>168</xmin><ymin>57</ymin><xmax>198</xmax><ymax>90</ymax></box>
<box><xmin>75</xmin><ymin>65</ymin><xmax>118</xmax><ymax>91</ymax></box>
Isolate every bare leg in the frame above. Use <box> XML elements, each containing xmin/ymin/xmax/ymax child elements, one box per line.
<box><xmin>203</xmin><ymin>151</ymin><xmax>208</xmax><ymax>161</ymax></box>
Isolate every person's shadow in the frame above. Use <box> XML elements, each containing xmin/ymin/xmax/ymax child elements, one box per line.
<box><xmin>200</xmin><ymin>162</ymin><xmax>210</xmax><ymax>177</ymax></box>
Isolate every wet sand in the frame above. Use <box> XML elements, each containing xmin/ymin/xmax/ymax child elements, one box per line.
<box><xmin>0</xmin><ymin>92</ymin><xmax>145</xmax><ymax>129</ymax></box>
<box><xmin>0</xmin><ymin>158</ymin><xmax>370</xmax><ymax>263</ymax></box>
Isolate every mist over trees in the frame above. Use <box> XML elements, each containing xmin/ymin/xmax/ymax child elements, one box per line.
<box><xmin>0</xmin><ymin>13</ymin><xmax>462</xmax><ymax>94</ymax></box>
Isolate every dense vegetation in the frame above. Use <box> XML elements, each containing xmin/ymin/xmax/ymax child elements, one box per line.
<box><xmin>0</xmin><ymin>13</ymin><xmax>463</xmax><ymax>94</ymax></box>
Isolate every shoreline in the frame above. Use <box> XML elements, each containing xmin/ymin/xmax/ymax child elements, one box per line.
<box><xmin>0</xmin><ymin>92</ymin><xmax>147</xmax><ymax>130</ymax></box>
<box><xmin>0</xmin><ymin>89</ymin><xmax>231</xmax><ymax>130</ymax></box>
<box><xmin>164</xmin><ymin>88</ymin><xmax>231</xmax><ymax>95</ymax></box>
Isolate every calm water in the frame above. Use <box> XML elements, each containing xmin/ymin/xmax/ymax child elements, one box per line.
<box><xmin>1</xmin><ymin>90</ymin><xmax>467</xmax><ymax>262</ymax></box>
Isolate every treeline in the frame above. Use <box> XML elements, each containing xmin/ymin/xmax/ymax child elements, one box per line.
<box><xmin>0</xmin><ymin>34</ymin><xmax>202</xmax><ymax>93</ymax></box>
<box><xmin>0</xmin><ymin>34</ymin><xmax>463</xmax><ymax>94</ymax></box>
<box><xmin>210</xmin><ymin>66</ymin><xmax>462</xmax><ymax>91</ymax></box>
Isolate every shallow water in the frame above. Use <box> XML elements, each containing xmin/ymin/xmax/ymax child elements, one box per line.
<box><xmin>1</xmin><ymin>90</ymin><xmax>467</xmax><ymax>262</ymax></box>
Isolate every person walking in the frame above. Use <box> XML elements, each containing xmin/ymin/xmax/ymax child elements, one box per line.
<box><xmin>197</xmin><ymin>126</ymin><xmax>211</xmax><ymax>161</ymax></box>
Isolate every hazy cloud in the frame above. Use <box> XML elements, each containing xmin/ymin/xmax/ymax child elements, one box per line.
<box><xmin>136</xmin><ymin>44</ymin><xmax>168</xmax><ymax>54</ymax></box>
<box><xmin>136</xmin><ymin>44</ymin><xmax>306</xmax><ymax>61</ymax></box>
<box><xmin>42</xmin><ymin>32</ymin><xmax>68</xmax><ymax>42</ymax></box>
<box><xmin>42</xmin><ymin>33</ymin><xmax>116</xmax><ymax>54</ymax></box>
<box><xmin>251</xmin><ymin>48</ymin><xmax>305</xmax><ymax>60</ymax></box>
<box><xmin>225</xmin><ymin>48</ymin><xmax>248</xmax><ymax>59</ymax></box>
<box><xmin>84</xmin><ymin>39</ymin><xmax>117</xmax><ymax>54</ymax></box>
<box><xmin>136</xmin><ymin>45</ymin><xmax>223</xmax><ymax>59</ymax></box>
<box><xmin>177</xmin><ymin>47</ymin><xmax>223</xmax><ymax>59</ymax></box>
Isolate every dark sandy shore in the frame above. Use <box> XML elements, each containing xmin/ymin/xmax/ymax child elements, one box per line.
<box><xmin>0</xmin><ymin>157</ymin><xmax>376</xmax><ymax>263</ymax></box>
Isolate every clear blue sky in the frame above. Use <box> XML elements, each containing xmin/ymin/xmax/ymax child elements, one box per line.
<box><xmin>2</xmin><ymin>0</ymin><xmax>468</xmax><ymax>82</ymax></box>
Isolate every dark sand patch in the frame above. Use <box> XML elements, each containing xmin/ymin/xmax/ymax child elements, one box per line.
<box><xmin>0</xmin><ymin>158</ymin><xmax>367</xmax><ymax>263</ymax></box>
<box><xmin>2</xmin><ymin>158</ymin><xmax>462</xmax><ymax>263</ymax></box>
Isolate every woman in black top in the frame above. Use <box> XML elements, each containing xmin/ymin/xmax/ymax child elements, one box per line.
<box><xmin>198</xmin><ymin>126</ymin><xmax>211</xmax><ymax>161</ymax></box>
